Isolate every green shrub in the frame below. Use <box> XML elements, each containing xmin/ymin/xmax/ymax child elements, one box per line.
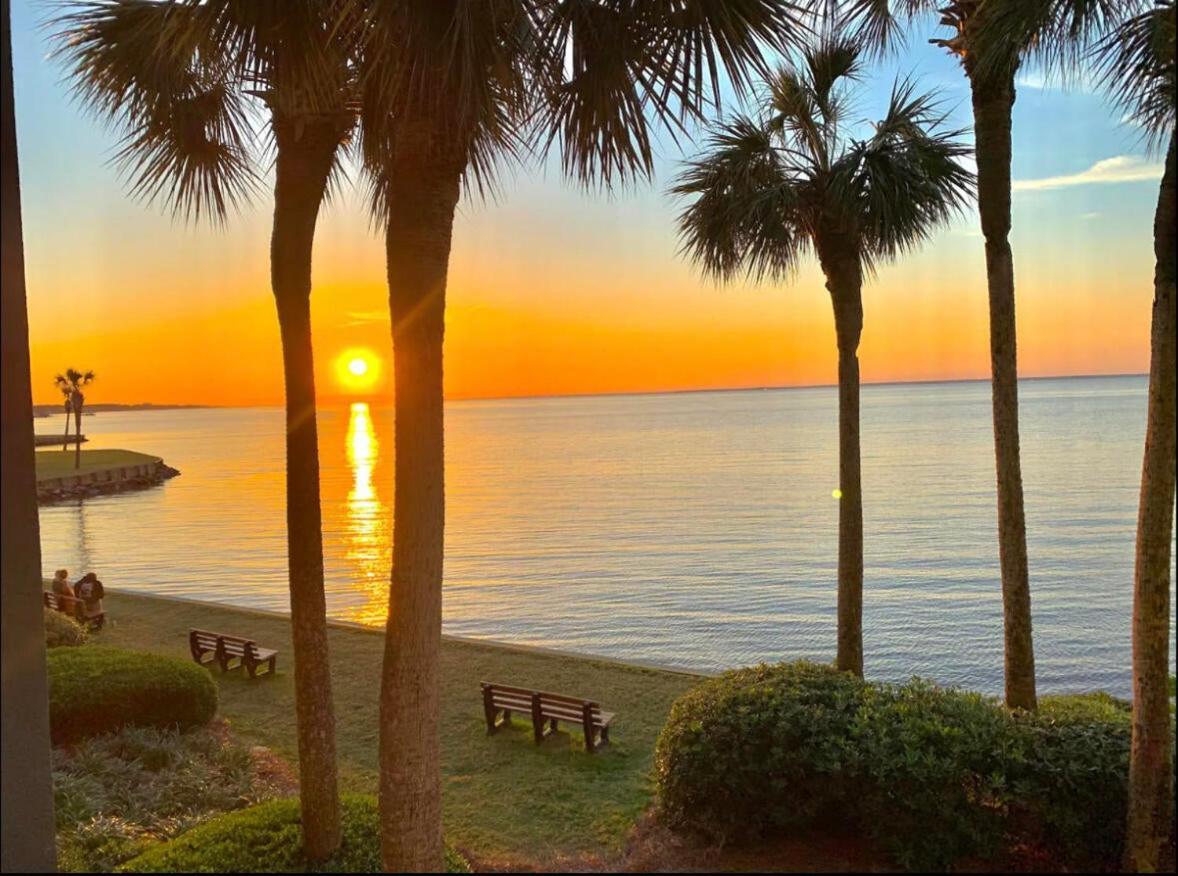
<box><xmin>49</xmin><ymin>647</ymin><xmax>217</xmax><ymax>744</ymax></box>
<box><xmin>120</xmin><ymin>796</ymin><xmax>470</xmax><ymax>873</ymax></box>
<box><xmin>849</xmin><ymin>679</ymin><xmax>1013</xmax><ymax>869</ymax></box>
<box><xmin>655</xmin><ymin>663</ymin><xmax>1159</xmax><ymax>871</ymax></box>
<box><xmin>1007</xmin><ymin>693</ymin><xmax>1133</xmax><ymax>871</ymax></box>
<box><xmin>46</xmin><ymin>608</ymin><xmax>88</xmax><ymax>648</ymax></box>
<box><xmin>654</xmin><ymin>661</ymin><xmax>867</xmax><ymax>841</ymax></box>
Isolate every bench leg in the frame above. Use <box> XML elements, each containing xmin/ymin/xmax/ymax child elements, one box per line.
<box><xmin>584</xmin><ymin>720</ymin><xmax>596</xmax><ymax>754</ymax></box>
<box><xmin>531</xmin><ymin>693</ymin><xmax>544</xmax><ymax>745</ymax></box>
<box><xmin>244</xmin><ymin>659</ymin><xmax>257</xmax><ymax>679</ymax></box>
<box><xmin>598</xmin><ymin>725</ymin><xmax>610</xmax><ymax>749</ymax></box>
<box><xmin>267</xmin><ymin>656</ymin><xmax>277</xmax><ymax>676</ymax></box>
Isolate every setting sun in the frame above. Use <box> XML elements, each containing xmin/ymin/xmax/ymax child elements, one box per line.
<box><xmin>334</xmin><ymin>348</ymin><xmax>381</xmax><ymax>393</ymax></box>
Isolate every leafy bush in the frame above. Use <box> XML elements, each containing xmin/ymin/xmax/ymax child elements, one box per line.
<box><xmin>654</xmin><ymin>661</ymin><xmax>867</xmax><ymax>840</ymax></box>
<box><xmin>49</xmin><ymin>647</ymin><xmax>217</xmax><ymax>744</ymax></box>
<box><xmin>849</xmin><ymin>679</ymin><xmax>1013</xmax><ymax>869</ymax></box>
<box><xmin>1006</xmin><ymin>693</ymin><xmax>1133</xmax><ymax>871</ymax></box>
<box><xmin>655</xmin><ymin>662</ymin><xmax>1165</xmax><ymax>871</ymax></box>
<box><xmin>120</xmin><ymin>796</ymin><xmax>471</xmax><ymax>873</ymax></box>
<box><xmin>46</xmin><ymin>608</ymin><xmax>89</xmax><ymax>648</ymax></box>
<box><xmin>54</xmin><ymin>724</ymin><xmax>291</xmax><ymax>872</ymax></box>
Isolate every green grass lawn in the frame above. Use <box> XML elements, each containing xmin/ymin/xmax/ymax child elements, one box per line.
<box><xmin>35</xmin><ymin>449</ymin><xmax>161</xmax><ymax>481</ymax></box>
<box><xmin>93</xmin><ymin>591</ymin><xmax>698</xmax><ymax>867</ymax></box>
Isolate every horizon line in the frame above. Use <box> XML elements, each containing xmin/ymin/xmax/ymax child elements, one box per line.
<box><xmin>54</xmin><ymin>370</ymin><xmax>1149</xmax><ymax>410</ymax></box>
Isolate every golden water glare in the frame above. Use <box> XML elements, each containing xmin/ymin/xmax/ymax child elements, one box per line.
<box><xmin>344</xmin><ymin>402</ymin><xmax>390</xmax><ymax>624</ymax></box>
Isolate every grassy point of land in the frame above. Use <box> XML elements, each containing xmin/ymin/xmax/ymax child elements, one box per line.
<box><xmin>92</xmin><ymin>591</ymin><xmax>698</xmax><ymax>867</ymax></box>
<box><xmin>35</xmin><ymin>449</ymin><xmax>161</xmax><ymax>481</ymax></box>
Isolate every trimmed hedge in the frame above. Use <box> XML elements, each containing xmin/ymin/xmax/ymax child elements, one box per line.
<box><xmin>654</xmin><ymin>661</ymin><xmax>864</xmax><ymax>838</ymax></box>
<box><xmin>45</xmin><ymin>607</ymin><xmax>88</xmax><ymax>648</ymax></box>
<box><xmin>49</xmin><ymin>647</ymin><xmax>217</xmax><ymax>745</ymax></box>
<box><xmin>120</xmin><ymin>796</ymin><xmax>471</xmax><ymax>873</ymax></box>
<box><xmin>655</xmin><ymin>662</ymin><xmax>1169</xmax><ymax>870</ymax></box>
<box><xmin>1008</xmin><ymin>693</ymin><xmax>1133</xmax><ymax>870</ymax></box>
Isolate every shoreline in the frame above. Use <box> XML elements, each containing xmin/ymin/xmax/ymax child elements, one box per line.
<box><xmin>101</xmin><ymin>587</ymin><xmax>714</xmax><ymax>681</ymax></box>
<box><xmin>35</xmin><ymin>451</ymin><xmax>180</xmax><ymax>504</ymax></box>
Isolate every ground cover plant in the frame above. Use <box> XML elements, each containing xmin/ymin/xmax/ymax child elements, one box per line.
<box><xmin>120</xmin><ymin>796</ymin><xmax>469</xmax><ymax>873</ymax></box>
<box><xmin>46</xmin><ymin>608</ymin><xmax>88</xmax><ymax>648</ymax></box>
<box><xmin>53</xmin><ymin>724</ymin><xmax>288</xmax><ymax>872</ymax></box>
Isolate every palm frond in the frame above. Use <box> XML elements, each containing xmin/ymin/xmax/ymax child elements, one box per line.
<box><xmin>972</xmin><ymin>0</ymin><xmax>1142</xmax><ymax>85</ymax></box>
<box><xmin>671</xmin><ymin>115</ymin><xmax>808</xmax><ymax>283</ymax></box>
<box><xmin>833</xmin><ymin>83</ymin><xmax>974</xmax><ymax>264</ymax></box>
<box><xmin>50</xmin><ymin>0</ymin><xmax>261</xmax><ymax>221</ymax></box>
<box><xmin>1092</xmin><ymin>0</ymin><xmax>1175</xmax><ymax>148</ymax></box>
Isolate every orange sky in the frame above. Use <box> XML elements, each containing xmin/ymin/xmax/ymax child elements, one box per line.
<box><xmin>23</xmin><ymin>182</ymin><xmax>1154</xmax><ymax>407</ymax></box>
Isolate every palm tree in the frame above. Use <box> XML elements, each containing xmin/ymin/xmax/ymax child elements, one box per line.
<box><xmin>841</xmin><ymin>0</ymin><xmax>1052</xmax><ymax>711</ymax></box>
<box><xmin>1</xmin><ymin>1</ymin><xmax>57</xmax><ymax>869</ymax></box>
<box><xmin>52</xmin><ymin>1</ymin><xmax>355</xmax><ymax>858</ymax></box>
<box><xmin>352</xmin><ymin>1</ymin><xmax>810</xmax><ymax>868</ymax></box>
<box><xmin>55</xmin><ymin>368</ymin><xmax>95</xmax><ymax>467</ymax></box>
<box><xmin>57</xmin><ymin>385</ymin><xmax>72</xmax><ymax>451</ymax></box>
<box><xmin>975</xmin><ymin>0</ymin><xmax>1174</xmax><ymax>862</ymax></box>
<box><xmin>672</xmin><ymin>38</ymin><xmax>973</xmax><ymax>678</ymax></box>
<box><xmin>1094</xmin><ymin>5</ymin><xmax>1175</xmax><ymax>868</ymax></box>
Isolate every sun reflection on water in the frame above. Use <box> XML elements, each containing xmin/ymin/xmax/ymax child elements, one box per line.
<box><xmin>344</xmin><ymin>402</ymin><xmax>390</xmax><ymax>625</ymax></box>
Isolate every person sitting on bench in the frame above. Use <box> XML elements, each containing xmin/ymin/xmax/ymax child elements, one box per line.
<box><xmin>51</xmin><ymin>568</ymin><xmax>72</xmax><ymax>597</ymax></box>
<box><xmin>73</xmin><ymin>572</ymin><xmax>105</xmax><ymax>627</ymax></box>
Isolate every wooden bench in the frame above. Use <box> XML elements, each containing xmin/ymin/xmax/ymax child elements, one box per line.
<box><xmin>189</xmin><ymin>629</ymin><xmax>277</xmax><ymax>678</ymax></box>
<box><xmin>481</xmin><ymin>681</ymin><xmax>614</xmax><ymax>753</ymax></box>
<box><xmin>44</xmin><ymin>591</ymin><xmax>104</xmax><ymax>629</ymax></box>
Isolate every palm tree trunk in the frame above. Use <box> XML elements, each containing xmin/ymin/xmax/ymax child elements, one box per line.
<box><xmin>1</xmin><ymin>2</ymin><xmax>57</xmax><ymax>868</ymax></box>
<box><xmin>970</xmin><ymin>72</ymin><xmax>1037</xmax><ymax>711</ymax></box>
<box><xmin>270</xmin><ymin>114</ymin><xmax>344</xmax><ymax>862</ymax></box>
<box><xmin>73</xmin><ymin>393</ymin><xmax>83</xmax><ymax>469</ymax></box>
<box><xmin>62</xmin><ymin>403</ymin><xmax>70</xmax><ymax>451</ymax></box>
<box><xmin>1125</xmin><ymin>131</ymin><xmax>1177</xmax><ymax>874</ymax></box>
<box><xmin>820</xmin><ymin>244</ymin><xmax>866</xmax><ymax>678</ymax></box>
<box><xmin>379</xmin><ymin>121</ymin><xmax>463</xmax><ymax>873</ymax></box>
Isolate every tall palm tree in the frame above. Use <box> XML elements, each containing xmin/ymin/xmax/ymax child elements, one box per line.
<box><xmin>672</xmin><ymin>38</ymin><xmax>973</xmax><ymax>678</ymax></box>
<box><xmin>351</xmin><ymin>1</ymin><xmax>811</xmax><ymax>868</ymax></box>
<box><xmin>841</xmin><ymin>0</ymin><xmax>1052</xmax><ymax>710</ymax></box>
<box><xmin>1</xmin><ymin>0</ymin><xmax>57</xmax><ymax>869</ymax></box>
<box><xmin>975</xmin><ymin>1</ymin><xmax>1174</xmax><ymax>863</ymax></box>
<box><xmin>1094</xmin><ymin>5</ymin><xmax>1175</xmax><ymax>868</ymax></box>
<box><xmin>55</xmin><ymin>368</ymin><xmax>95</xmax><ymax>467</ymax></box>
<box><xmin>52</xmin><ymin>1</ymin><xmax>355</xmax><ymax>858</ymax></box>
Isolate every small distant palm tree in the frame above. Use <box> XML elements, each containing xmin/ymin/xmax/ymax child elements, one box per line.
<box><xmin>672</xmin><ymin>37</ymin><xmax>974</xmax><ymax>677</ymax></box>
<box><xmin>53</xmin><ymin>368</ymin><xmax>94</xmax><ymax>468</ymax></box>
<box><xmin>55</xmin><ymin>384</ymin><xmax>72</xmax><ymax>452</ymax></box>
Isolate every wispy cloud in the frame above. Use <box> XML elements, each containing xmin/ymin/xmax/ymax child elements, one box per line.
<box><xmin>1012</xmin><ymin>155</ymin><xmax>1163</xmax><ymax>192</ymax></box>
<box><xmin>341</xmin><ymin>310</ymin><xmax>388</xmax><ymax>328</ymax></box>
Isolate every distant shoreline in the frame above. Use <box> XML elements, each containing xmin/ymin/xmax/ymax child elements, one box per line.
<box><xmin>31</xmin><ymin>371</ymin><xmax>1147</xmax><ymax>412</ymax></box>
<box><xmin>31</xmin><ymin>402</ymin><xmax>216</xmax><ymax>418</ymax></box>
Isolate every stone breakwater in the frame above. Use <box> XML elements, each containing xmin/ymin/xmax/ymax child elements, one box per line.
<box><xmin>37</xmin><ymin>460</ymin><xmax>181</xmax><ymax>504</ymax></box>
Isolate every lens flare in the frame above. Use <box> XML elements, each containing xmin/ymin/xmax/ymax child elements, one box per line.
<box><xmin>832</xmin><ymin>488</ymin><xmax>843</xmax><ymax>499</ymax></box>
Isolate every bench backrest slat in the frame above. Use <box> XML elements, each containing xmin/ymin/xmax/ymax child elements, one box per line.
<box><xmin>190</xmin><ymin>629</ymin><xmax>258</xmax><ymax>659</ymax></box>
<box><xmin>482</xmin><ymin>681</ymin><xmax>600</xmax><ymax>717</ymax></box>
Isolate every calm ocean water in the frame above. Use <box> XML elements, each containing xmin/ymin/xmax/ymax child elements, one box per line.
<box><xmin>35</xmin><ymin>375</ymin><xmax>1175</xmax><ymax>697</ymax></box>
